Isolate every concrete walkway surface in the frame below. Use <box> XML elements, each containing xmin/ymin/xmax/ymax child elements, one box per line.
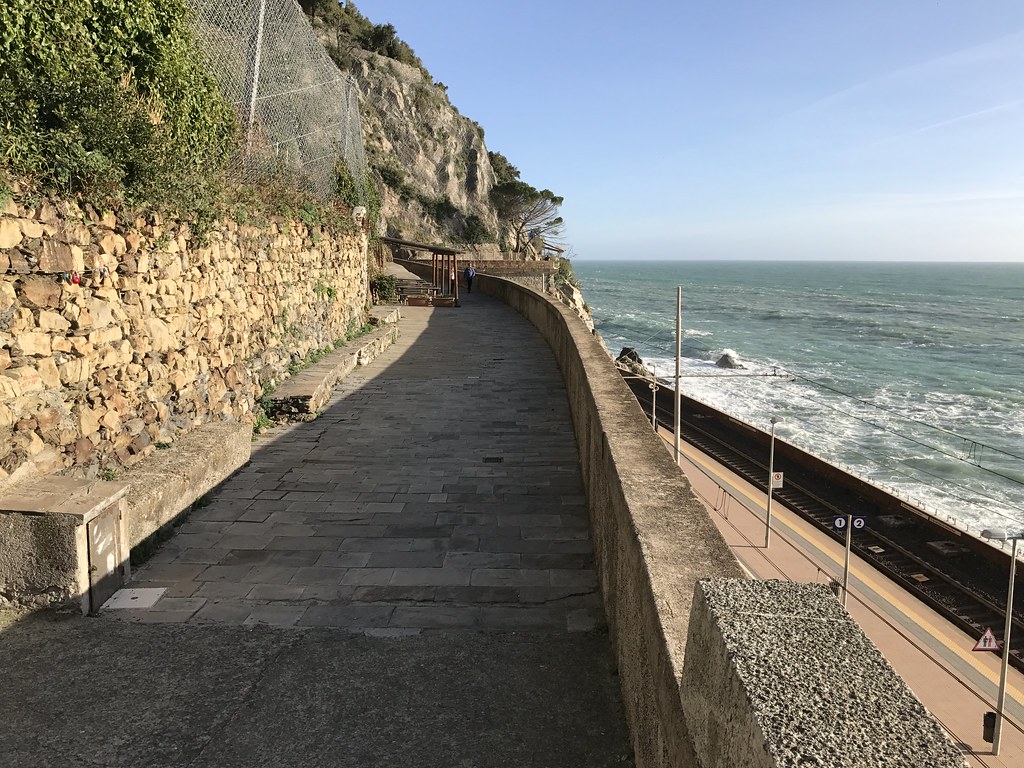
<box><xmin>0</xmin><ymin>291</ymin><xmax>634</xmax><ymax>766</ymax></box>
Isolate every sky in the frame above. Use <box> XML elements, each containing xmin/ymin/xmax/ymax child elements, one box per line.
<box><xmin>353</xmin><ymin>1</ymin><xmax>1024</xmax><ymax>261</ymax></box>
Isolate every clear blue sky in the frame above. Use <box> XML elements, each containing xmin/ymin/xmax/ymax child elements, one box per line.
<box><xmin>353</xmin><ymin>1</ymin><xmax>1024</xmax><ymax>261</ymax></box>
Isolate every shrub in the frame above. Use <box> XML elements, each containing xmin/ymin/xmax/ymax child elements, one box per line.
<box><xmin>461</xmin><ymin>213</ymin><xmax>493</xmax><ymax>244</ymax></box>
<box><xmin>369</xmin><ymin>274</ymin><xmax>398</xmax><ymax>304</ymax></box>
<box><xmin>0</xmin><ymin>0</ymin><xmax>236</xmax><ymax>207</ymax></box>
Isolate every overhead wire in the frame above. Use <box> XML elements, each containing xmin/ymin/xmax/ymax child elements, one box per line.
<box><xmin>775</xmin><ymin>387</ymin><xmax>1024</xmax><ymax>526</ymax></box>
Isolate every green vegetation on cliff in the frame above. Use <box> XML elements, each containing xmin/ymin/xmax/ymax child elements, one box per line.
<box><xmin>299</xmin><ymin>1</ymin><xmax>430</xmax><ymax>79</ymax></box>
<box><xmin>301</xmin><ymin>3</ymin><xmax>562</xmax><ymax>253</ymax></box>
<box><xmin>0</xmin><ymin>0</ymin><xmax>236</xmax><ymax>207</ymax></box>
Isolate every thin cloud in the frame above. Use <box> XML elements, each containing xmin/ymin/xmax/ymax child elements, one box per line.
<box><xmin>786</xmin><ymin>26</ymin><xmax>1024</xmax><ymax>120</ymax></box>
<box><xmin>860</xmin><ymin>99</ymin><xmax>1024</xmax><ymax>149</ymax></box>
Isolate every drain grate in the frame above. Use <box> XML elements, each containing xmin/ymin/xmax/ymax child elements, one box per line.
<box><xmin>483</xmin><ymin>456</ymin><xmax>504</xmax><ymax>463</ymax></box>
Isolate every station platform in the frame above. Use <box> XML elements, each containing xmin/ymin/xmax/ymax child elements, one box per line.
<box><xmin>664</xmin><ymin>427</ymin><xmax>1024</xmax><ymax>767</ymax></box>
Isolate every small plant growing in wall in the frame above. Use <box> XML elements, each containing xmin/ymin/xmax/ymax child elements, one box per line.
<box><xmin>314</xmin><ymin>280</ymin><xmax>338</xmax><ymax>300</ymax></box>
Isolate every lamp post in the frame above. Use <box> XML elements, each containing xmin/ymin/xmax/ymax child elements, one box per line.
<box><xmin>764</xmin><ymin>416</ymin><xmax>779</xmax><ymax>548</ymax></box>
<box><xmin>649</xmin><ymin>364</ymin><xmax>658</xmax><ymax>431</ymax></box>
<box><xmin>674</xmin><ymin>287</ymin><xmax>682</xmax><ymax>465</ymax></box>
<box><xmin>981</xmin><ymin>528</ymin><xmax>1022</xmax><ymax>756</ymax></box>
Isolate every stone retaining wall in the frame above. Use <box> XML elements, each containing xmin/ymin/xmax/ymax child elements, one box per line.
<box><xmin>0</xmin><ymin>195</ymin><xmax>369</xmax><ymax>488</ymax></box>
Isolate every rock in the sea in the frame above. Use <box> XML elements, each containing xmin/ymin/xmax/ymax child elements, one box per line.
<box><xmin>715</xmin><ymin>351</ymin><xmax>743</xmax><ymax>369</ymax></box>
<box><xmin>616</xmin><ymin>347</ymin><xmax>654</xmax><ymax>379</ymax></box>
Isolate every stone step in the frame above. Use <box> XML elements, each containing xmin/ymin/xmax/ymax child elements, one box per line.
<box><xmin>265</xmin><ymin>323</ymin><xmax>400</xmax><ymax>420</ymax></box>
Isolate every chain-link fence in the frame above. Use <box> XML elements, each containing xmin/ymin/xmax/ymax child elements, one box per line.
<box><xmin>187</xmin><ymin>0</ymin><xmax>367</xmax><ymax>202</ymax></box>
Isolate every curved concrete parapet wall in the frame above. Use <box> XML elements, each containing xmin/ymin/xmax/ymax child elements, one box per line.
<box><xmin>396</xmin><ymin>261</ymin><xmax>963</xmax><ymax>767</ymax></box>
<box><xmin>397</xmin><ymin>259</ymin><xmax>744</xmax><ymax>765</ymax></box>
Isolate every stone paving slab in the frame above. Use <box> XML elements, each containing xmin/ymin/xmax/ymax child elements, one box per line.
<box><xmin>0</xmin><ymin>610</ymin><xmax>632</xmax><ymax>767</ymax></box>
<box><xmin>118</xmin><ymin>297</ymin><xmax>603</xmax><ymax>634</ymax></box>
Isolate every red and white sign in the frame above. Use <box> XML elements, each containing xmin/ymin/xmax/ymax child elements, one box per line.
<box><xmin>770</xmin><ymin>472</ymin><xmax>784</xmax><ymax>489</ymax></box>
<box><xmin>973</xmin><ymin>627</ymin><xmax>1001</xmax><ymax>652</ymax></box>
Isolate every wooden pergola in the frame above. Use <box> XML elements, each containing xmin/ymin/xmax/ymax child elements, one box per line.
<box><xmin>380</xmin><ymin>236</ymin><xmax>466</xmax><ymax>303</ymax></box>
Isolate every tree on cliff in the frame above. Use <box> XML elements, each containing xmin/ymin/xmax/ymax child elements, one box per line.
<box><xmin>489</xmin><ymin>180</ymin><xmax>565</xmax><ymax>253</ymax></box>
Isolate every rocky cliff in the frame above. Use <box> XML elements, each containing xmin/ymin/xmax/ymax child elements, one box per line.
<box><xmin>351</xmin><ymin>50</ymin><xmax>501</xmax><ymax>251</ymax></box>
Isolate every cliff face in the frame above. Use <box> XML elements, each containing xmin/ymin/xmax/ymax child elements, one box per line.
<box><xmin>351</xmin><ymin>50</ymin><xmax>501</xmax><ymax>250</ymax></box>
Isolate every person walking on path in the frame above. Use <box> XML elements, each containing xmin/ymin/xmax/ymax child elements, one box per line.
<box><xmin>464</xmin><ymin>263</ymin><xmax>476</xmax><ymax>293</ymax></box>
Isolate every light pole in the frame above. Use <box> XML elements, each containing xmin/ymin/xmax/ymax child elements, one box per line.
<box><xmin>764</xmin><ymin>416</ymin><xmax>779</xmax><ymax>548</ymax></box>
<box><xmin>649</xmin><ymin>364</ymin><xmax>658</xmax><ymax>432</ymax></box>
<box><xmin>981</xmin><ymin>528</ymin><xmax>1022</xmax><ymax>756</ymax></box>
<box><xmin>674</xmin><ymin>287</ymin><xmax>682</xmax><ymax>465</ymax></box>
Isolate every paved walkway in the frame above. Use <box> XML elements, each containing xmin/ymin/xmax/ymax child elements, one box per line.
<box><xmin>0</xmin><ymin>289</ymin><xmax>633</xmax><ymax>767</ymax></box>
<box><xmin>124</xmin><ymin>294</ymin><xmax>602</xmax><ymax>632</ymax></box>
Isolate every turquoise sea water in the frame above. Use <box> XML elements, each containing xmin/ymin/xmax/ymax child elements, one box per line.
<box><xmin>573</xmin><ymin>260</ymin><xmax>1024</xmax><ymax>532</ymax></box>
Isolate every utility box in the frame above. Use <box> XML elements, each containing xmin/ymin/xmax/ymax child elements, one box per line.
<box><xmin>983</xmin><ymin>711</ymin><xmax>996</xmax><ymax>743</ymax></box>
<box><xmin>0</xmin><ymin>477</ymin><xmax>130</xmax><ymax>614</ymax></box>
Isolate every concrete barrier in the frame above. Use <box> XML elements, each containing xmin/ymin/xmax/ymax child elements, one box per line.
<box><xmin>681</xmin><ymin>579</ymin><xmax>966</xmax><ymax>768</ymax></box>
<box><xmin>0</xmin><ymin>420</ymin><xmax>250</xmax><ymax>612</ymax></box>
<box><xmin>0</xmin><ymin>477</ymin><xmax>129</xmax><ymax>613</ymax></box>
<box><xmin>266</xmin><ymin>322</ymin><xmax>400</xmax><ymax>420</ymax></box>
<box><xmin>118</xmin><ymin>420</ymin><xmax>251</xmax><ymax>552</ymax></box>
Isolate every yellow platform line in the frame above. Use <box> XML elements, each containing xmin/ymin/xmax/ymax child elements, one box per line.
<box><xmin>676</xmin><ymin>437</ymin><xmax>1024</xmax><ymax>702</ymax></box>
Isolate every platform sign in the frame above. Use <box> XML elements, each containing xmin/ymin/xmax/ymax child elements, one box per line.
<box><xmin>770</xmin><ymin>471</ymin><xmax>784</xmax><ymax>489</ymax></box>
<box><xmin>833</xmin><ymin>515</ymin><xmax>866</xmax><ymax>531</ymax></box>
<box><xmin>973</xmin><ymin>627</ymin><xmax>1001</xmax><ymax>652</ymax></box>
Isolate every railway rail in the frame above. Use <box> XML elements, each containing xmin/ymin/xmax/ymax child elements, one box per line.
<box><xmin>620</xmin><ymin>372</ymin><xmax>1024</xmax><ymax>671</ymax></box>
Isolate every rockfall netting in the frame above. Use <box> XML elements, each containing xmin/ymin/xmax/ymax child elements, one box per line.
<box><xmin>187</xmin><ymin>0</ymin><xmax>367</xmax><ymax>201</ymax></box>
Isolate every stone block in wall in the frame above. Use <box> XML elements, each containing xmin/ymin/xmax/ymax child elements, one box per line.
<box><xmin>97</xmin><ymin>232</ymin><xmax>126</xmax><ymax>256</ymax></box>
<box><xmin>18</xmin><ymin>276</ymin><xmax>61</xmax><ymax>308</ymax></box>
<box><xmin>680</xmin><ymin>579</ymin><xmax>966</xmax><ymax>768</ymax></box>
<box><xmin>2</xmin><ymin>367</ymin><xmax>43</xmax><ymax>397</ymax></box>
<box><xmin>77</xmin><ymin>405</ymin><xmax>101</xmax><ymax>438</ymax></box>
<box><xmin>38</xmin><ymin>310</ymin><xmax>70</xmax><ymax>332</ymax></box>
<box><xmin>38</xmin><ymin>241</ymin><xmax>84</xmax><ymax>273</ymax></box>
<box><xmin>19</xmin><ymin>218</ymin><xmax>44</xmax><ymax>239</ymax></box>
<box><xmin>0</xmin><ymin>219</ymin><xmax>23</xmax><ymax>249</ymax></box>
<box><xmin>35</xmin><ymin>359</ymin><xmax>59</xmax><ymax>389</ymax></box>
<box><xmin>13</xmin><ymin>332</ymin><xmax>52</xmax><ymax>358</ymax></box>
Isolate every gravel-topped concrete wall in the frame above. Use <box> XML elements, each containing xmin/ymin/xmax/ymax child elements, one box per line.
<box><xmin>681</xmin><ymin>579</ymin><xmax>967</xmax><ymax>768</ymax></box>
<box><xmin>0</xmin><ymin>194</ymin><xmax>369</xmax><ymax>487</ymax></box>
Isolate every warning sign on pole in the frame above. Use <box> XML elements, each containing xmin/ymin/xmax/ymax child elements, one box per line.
<box><xmin>973</xmin><ymin>627</ymin><xmax>1001</xmax><ymax>652</ymax></box>
<box><xmin>771</xmin><ymin>471</ymin><xmax>784</xmax><ymax>489</ymax></box>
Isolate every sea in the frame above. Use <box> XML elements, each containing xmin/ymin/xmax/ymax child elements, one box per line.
<box><xmin>573</xmin><ymin>260</ymin><xmax>1024</xmax><ymax>535</ymax></box>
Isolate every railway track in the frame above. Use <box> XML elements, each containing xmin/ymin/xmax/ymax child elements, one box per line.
<box><xmin>620</xmin><ymin>372</ymin><xmax>1024</xmax><ymax>670</ymax></box>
